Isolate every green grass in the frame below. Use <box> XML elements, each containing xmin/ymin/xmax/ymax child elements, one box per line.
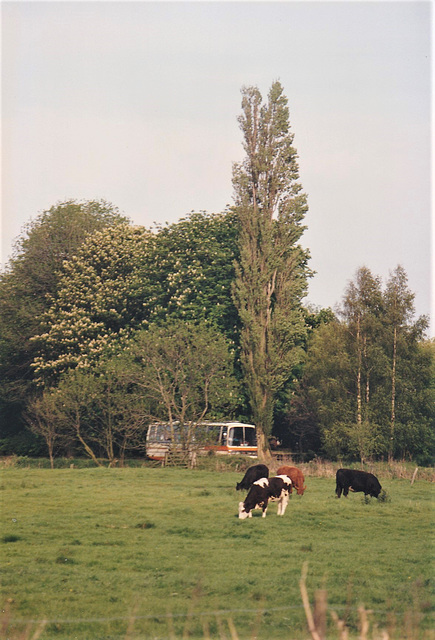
<box><xmin>1</xmin><ymin>467</ymin><xmax>433</xmax><ymax>639</ymax></box>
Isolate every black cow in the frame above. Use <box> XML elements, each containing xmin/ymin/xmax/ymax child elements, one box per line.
<box><xmin>335</xmin><ymin>468</ymin><xmax>382</xmax><ymax>498</ymax></box>
<box><xmin>238</xmin><ymin>475</ymin><xmax>292</xmax><ymax>518</ymax></box>
<box><xmin>236</xmin><ymin>464</ymin><xmax>269</xmax><ymax>491</ymax></box>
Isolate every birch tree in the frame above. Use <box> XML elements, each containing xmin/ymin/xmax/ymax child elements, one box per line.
<box><xmin>383</xmin><ymin>265</ymin><xmax>426</xmax><ymax>460</ymax></box>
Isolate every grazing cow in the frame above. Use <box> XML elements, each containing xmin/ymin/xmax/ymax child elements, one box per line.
<box><xmin>335</xmin><ymin>468</ymin><xmax>382</xmax><ymax>498</ymax></box>
<box><xmin>236</xmin><ymin>464</ymin><xmax>269</xmax><ymax>491</ymax></box>
<box><xmin>238</xmin><ymin>475</ymin><xmax>292</xmax><ymax>519</ymax></box>
<box><xmin>276</xmin><ymin>465</ymin><xmax>306</xmax><ymax>495</ymax></box>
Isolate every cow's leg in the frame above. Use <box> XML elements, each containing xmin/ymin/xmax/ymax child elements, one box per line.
<box><xmin>343</xmin><ymin>486</ymin><xmax>349</xmax><ymax>497</ymax></box>
<box><xmin>336</xmin><ymin>483</ymin><xmax>342</xmax><ymax>498</ymax></box>
<box><xmin>278</xmin><ymin>493</ymin><xmax>289</xmax><ymax>516</ymax></box>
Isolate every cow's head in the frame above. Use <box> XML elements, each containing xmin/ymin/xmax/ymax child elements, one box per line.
<box><xmin>296</xmin><ymin>484</ymin><xmax>307</xmax><ymax>495</ymax></box>
<box><xmin>238</xmin><ymin>501</ymin><xmax>250</xmax><ymax>520</ymax></box>
<box><xmin>371</xmin><ymin>484</ymin><xmax>382</xmax><ymax>498</ymax></box>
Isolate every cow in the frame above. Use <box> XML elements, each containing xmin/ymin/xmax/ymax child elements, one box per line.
<box><xmin>276</xmin><ymin>465</ymin><xmax>306</xmax><ymax>495</ymax></box>
<box><xmin>335</xmin><ymin>468</ymin><xmax>382</xmax><ymax>498</ymax></box>
<box><xmin>236</xmin><ymin>464</ymin><xmax>269</xmax><ymax>491</ymax></box>
<box><xmin>238</xmin><ymin>475</ymin><xmax>292</xmax><ymax>519</ymax></box>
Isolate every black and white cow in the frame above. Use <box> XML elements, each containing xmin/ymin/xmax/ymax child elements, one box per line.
<box><xmin>236</xmin><ymin>464</ymin><xmax>269</xmax><ymax>491</ymax></box>
<box><xmin>335</xmin><ymin>468</ymin><xmax>382</xmax><ymax>498</ymax></box>
<box><xmin>238</xmin><ymin>475</ymin><xmax>292</xmax><ymax>519</ymax></box>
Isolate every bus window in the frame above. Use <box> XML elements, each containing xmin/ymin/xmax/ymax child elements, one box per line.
<box><xmin>228</xmin><ymin>426</ymin><xmax>244</xmax><ymax>446</ymax></box>
<box><xmin>243</xmin><ymin>427</ymin><xmax>257</xmax><ymax>446</ymax></box>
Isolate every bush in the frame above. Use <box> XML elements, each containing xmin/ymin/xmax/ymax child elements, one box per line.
<box><xmin>0</xmin><ymin>431</ymin><xmax>46</xmax><ymax>457</ymax></box>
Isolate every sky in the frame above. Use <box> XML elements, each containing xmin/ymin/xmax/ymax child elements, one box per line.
<box><xmin>2</xmin><ymin>1</ymin><xmax>433</xmax><ymax>334</ymax></box>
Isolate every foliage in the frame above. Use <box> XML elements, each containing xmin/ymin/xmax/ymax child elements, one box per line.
<box><xmin>24</xmin><ymin>389</ymin><xmax>73</xmax><ymax>468</ymax></box>
<box><xmin>232</xmin><ymin>81</ymin><xmax>310</xmax><ymax>459</ymax></box>
<box><xmin>1</xmin><ymin>468</ymin><xmax>433</xmax><ymax>639</ymax></box>
<box><xmin>124</xmin><ymin>320</ymin><xmax>240</xmax><ymax>452</ymax></box>
<box><xmin>31</xmin><ymin>222</ymin><xmax>156</xmax><ymax>384</ymax></box>
<box><xmin>31</xmin><ymin>210</ymin><xmax>240</xmax><ymax>385</ymax></box>
<box><xmin>0</xmin><ymin>200</ymin><xmax>127</xmax><ymax>437</ymax></box>
<box><xmin>286</xmin><ymin>266</ymin><xmax>433</xmax><ymax>462</ymax></box>
<box><xmin>149</xmin><ymin>210</ymin><xmax>241</xmax><ymax>341</ymax></box>
<box><xmin>50</xmin><ymin>365</ymin><xmax>147</xmax><ymax>466</ymax></box>
<box><xmin>25</xmin><ymin>321</ymin><xmax>239</xmax><ymax>465</ymax></box>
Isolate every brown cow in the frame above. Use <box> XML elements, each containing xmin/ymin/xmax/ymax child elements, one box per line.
<box><xmin>276</xmin><ymin>466</ymin><xmax>306</xmax><ymax>495</ymax></box>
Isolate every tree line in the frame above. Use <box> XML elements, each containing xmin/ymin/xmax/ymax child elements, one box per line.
<box><xmin>0</xmin><ymin>82</ymin><xmax>432</xmax><ymax>465</ymax></box>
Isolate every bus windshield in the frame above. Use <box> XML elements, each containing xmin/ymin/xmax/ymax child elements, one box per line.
<box><xmin>227</xmin><ymin>426</ymin><xmax>257</xmax><ymax>447</ymax></box>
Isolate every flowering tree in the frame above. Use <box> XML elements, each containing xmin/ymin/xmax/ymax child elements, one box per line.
<box><xmin>0</xmin><ymin>199</ymin><xmax>127</xmax><ymax>444</ymax></box>
<box><xmin>31</xmin><ymin>223</ymin><xmax>157</xmax><ymax>384</ymax></box>
<box><xmin>148</xmin><ymin>210</ymin><xmax>240</xmax><ymax>341</ymax></box>
<box><xmin>32</xmin><ymin>210</ymin><xmax>241</xmax><ymax>385</ymax></box>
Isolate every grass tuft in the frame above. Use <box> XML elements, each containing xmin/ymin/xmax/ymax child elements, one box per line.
<box><xmin>377</xmin><ymin>489</ymin><xmax>391</xmax><ymax>503</ymax></box>
<box><xmin>135</xmin><ymin>521</ymin><xmax>156</xmax><ymax>529</ymax></box>
<box><xmin>2</xmin><ymin>534</ymin><xmax>21</xmax><ymax>543</ymax></box>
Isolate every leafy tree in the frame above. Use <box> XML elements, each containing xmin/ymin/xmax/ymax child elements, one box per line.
<box><xmin>24</xmin><ymin>389</ymin><xmax>76</xmax><ymax>468</ymax></box>
<box><xmin>125</xmin><ymin>321</ymin><xmax>240</xmax><ymax>456</ymax></box>
<box><xmin>0</xmin><ymin>200</ymin><xmax>127</xmax><ymax>443</ymax></box>
<box><xmin>383</xmin><ymin>266</ymin><xmax>422</xmax><ymax>459</ymax></box>
<box><xmin>31</xmin><ymin>223</ymin><xmax>157</xmax><ymax>384</ymax></box>
<box><xmin>275</xmin><ymin>306</ymin><xmax>335</xmax><ymax>457</ymax></box>
<box><xmin>42</xmin><ymin>362</ymin><xmax>147</xmax><ymax>466</ymax></box>
<box><xmin>149</xmin><ymin>210</ymin><xmax>241</xmax><ymax>341</ymax></box>
<box><xmin>292</xmin><ymin>266</ymin><xmax>432</xmax><ymax>462</ymax></box>
<box><xmin>232</xmin><ymin>81</ymin><xmax>310</xmax><ymax>459</ymax></box>
<box><xmin>339</xmin><ymin>267</ymin><xmax>387</xmax><ymax>461</ymax></box>
<box><xmin>32</xmin><ymin>210</ymin><xmax>241</xmax><ymax>386</ymax></box>
<box><xmin>390</xmin><ymin>337</ymin><xmax>434</xmax><ymax>463</ymax></box>
<box><xmin>52</xmin><ymin>370</ymin><xmax>104</xmax><ymax>466</ymax></box>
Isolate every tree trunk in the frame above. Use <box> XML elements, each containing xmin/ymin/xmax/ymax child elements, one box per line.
<box><xmin>356</xmin><ymin>316</ymin><xmax>362</xmax><ymax>427</ymax></box>
<box><xmin>389</xmin><ymin>325</ymin><xmax>397</xmax><ymax>462</ymax></box>
<box><xmin>48</xmin><ymin>442</ymin><xmax>54</xmax><ymax>470</ymax></box>
<box><xmin>256</xmin><ymin>428</ymin><xmax>272</xmax><ymax>463</ymax></box>
<box><xmin>75</xmin><ymin>424</ymin><xmax>102</xmax><ymax>467</ymax></box>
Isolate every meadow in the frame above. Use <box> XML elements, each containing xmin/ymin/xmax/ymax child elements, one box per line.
<box><xmin>1</xmin><ymin>462</ymin><xmax>433</xmax><ymax>639</ymax></box>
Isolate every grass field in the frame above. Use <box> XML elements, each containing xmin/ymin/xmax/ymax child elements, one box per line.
<box><xmin>1</xmin><ymin>464</ymin><xmax>433</xmax><ymax>639</ymax></box>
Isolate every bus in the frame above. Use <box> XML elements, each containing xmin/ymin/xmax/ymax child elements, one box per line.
<box><xmin>146</xmin><ymin>421</ymin><xmax>258</xmax><ymax>460</ymax></box>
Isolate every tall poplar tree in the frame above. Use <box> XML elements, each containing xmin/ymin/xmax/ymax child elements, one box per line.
<box><xmin>232</xmin><ymin>81</ymin><xmax>310</xmax><ymax>460</ymax></box>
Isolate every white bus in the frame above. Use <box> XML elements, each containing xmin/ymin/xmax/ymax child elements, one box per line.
<box><xmin>146</xmin><ymin>421</ymin><xmax>258</xmax><ymax>460</ymax></box>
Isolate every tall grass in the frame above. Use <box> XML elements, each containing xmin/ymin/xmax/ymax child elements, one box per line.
<box><xmin>1</xmin><ymin>466</ymin><xmax>433</xmax><ymax>639</ymax></box>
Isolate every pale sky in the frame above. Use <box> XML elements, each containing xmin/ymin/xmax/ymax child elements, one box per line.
<box><xmin>2</xmin><ymin>1</ymin><xmax>433</xmax><ymax>334</ymax></box>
